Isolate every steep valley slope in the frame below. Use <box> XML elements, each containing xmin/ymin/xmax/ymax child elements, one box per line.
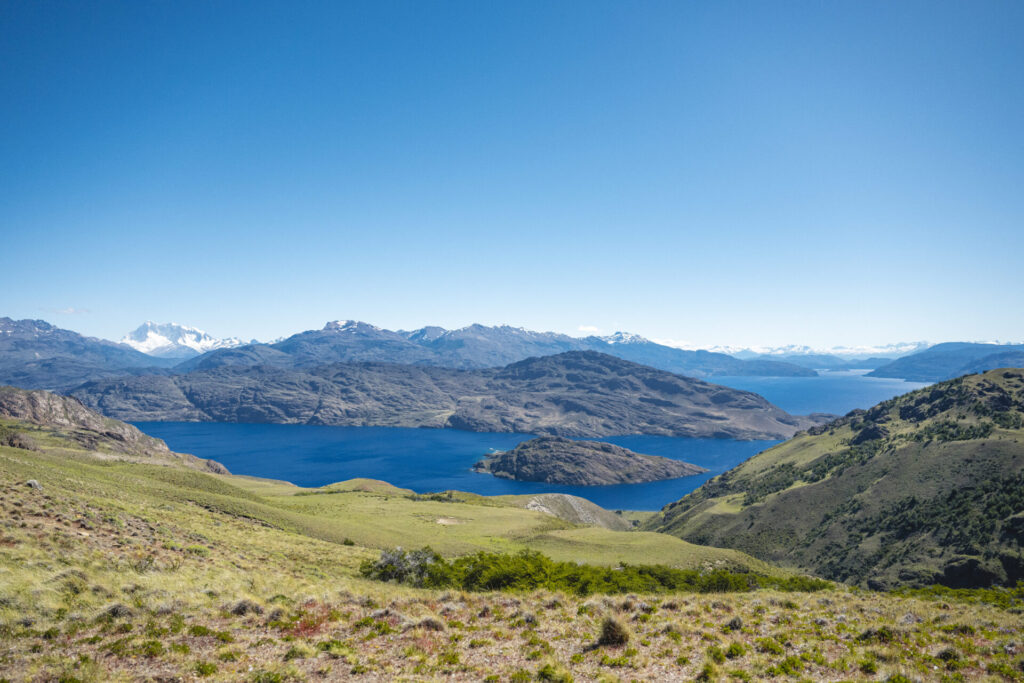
<box><xmin>644</xmin><ymin>368</ymin><xmax>1024</xmax><ymax>589</ymax></box>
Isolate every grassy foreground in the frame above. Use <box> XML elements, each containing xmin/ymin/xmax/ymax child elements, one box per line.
<box><xmin>1</xmin><ymin>432</ymin><xmax>1023</xmax><ymax>680</ymax></box>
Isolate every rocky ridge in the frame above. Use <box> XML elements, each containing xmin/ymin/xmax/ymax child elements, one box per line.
<box><xmin>71</xmin><ymin>351</ymin><xmax>830</xmax><ymax>440</ymax></box>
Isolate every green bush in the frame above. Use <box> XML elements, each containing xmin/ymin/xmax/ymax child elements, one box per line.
<box><xmin>360</xmin><ymin>548</ymin><xmax>830</xmax><ymax>595</ymax></box>
<box><xmin>597</xmin><ymin>617</ymin><xmax>630</xmax><ymax>646</ymax></box>
<box><xmin>194</xmin><ymin>661</ymin><xmax>217</xmax><ymax>677</ymax></box>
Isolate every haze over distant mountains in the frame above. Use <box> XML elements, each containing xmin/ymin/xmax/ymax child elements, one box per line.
<box><xmin>699</xmin><ymin>341</ymin><xmax>931</xmax><ymax>360</ymax></box>
<box><xmin>5</xmin><ymin>315</ymin><xmax>1024</xmax><ymax>393</ymax></box>
<box><xmin>868</xmin><ymin>342</ymin><xmax>1024</xmax><ymax>383</ymax></box>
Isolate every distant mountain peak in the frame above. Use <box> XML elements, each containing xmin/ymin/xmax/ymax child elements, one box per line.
<box><xmin>120</xmin><ymin>322</ymin><xmax>246</xmax><ymax>359</ymax></box>
<box><xmin>658</xmin><ymin>340</ymin><xmax>933</xmax><ymax>360</ymax></box>
<box><xmin>601</xmin><ymin>331</ymin><xmax>649</xmax><ymax>345</ymax></box>
<box><xmin>323</xmin><ymin>320</ymin><xmax>383</xmax><ymax>333</ymax></box>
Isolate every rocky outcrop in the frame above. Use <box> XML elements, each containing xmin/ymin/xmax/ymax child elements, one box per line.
<box><xmin>0</xmin><ymin>385</ymin><xmax>227</xmax><ymax>473</ymax></box>
<box><xmin>472</xmin><ymin>436</ymin><xmax>707</xmax><ymax>485</ymax></box>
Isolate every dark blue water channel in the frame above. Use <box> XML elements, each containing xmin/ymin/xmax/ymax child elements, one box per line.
<box><xmin>134</xmin><ymin>421</ymin><xmax>776</xmax><ymax>510</ymax></box>
<box><xmin>134</xmin><ymin>371</ymin><xmax>929</xmax><ymax>510</ymax></box>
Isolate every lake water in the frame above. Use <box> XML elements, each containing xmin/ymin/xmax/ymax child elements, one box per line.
<box><xmin>711</xmin><ymin>370</ymin><xmax>929</xmax><ymax>416</ymax></box>
<box><xmin>135</xmin><ymin>421</ymin><xmax>777</xmax><ymax>510</ymax></box>
<box><xmin>134</xmin><ymin>371</ymin><xmax>930</xmax><ymax>511</ymax></box>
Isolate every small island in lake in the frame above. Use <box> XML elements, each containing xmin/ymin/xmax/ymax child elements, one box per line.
<box><xmin>472</xmin><ymin>436</ymin><xmax>708</xmax><ymax>485</ymax></box>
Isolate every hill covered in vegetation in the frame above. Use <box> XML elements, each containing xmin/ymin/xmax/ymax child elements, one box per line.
<box><xmin>645</xmin><ymin>369</ymin><xmax>1024</xmax><ymax>590</ymax></box>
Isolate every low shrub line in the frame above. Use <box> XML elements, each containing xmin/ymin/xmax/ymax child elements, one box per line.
<box><xmin>360</xmin><ymin>547</ymin><xmax>830</xmax><ymax>595</ymax></box>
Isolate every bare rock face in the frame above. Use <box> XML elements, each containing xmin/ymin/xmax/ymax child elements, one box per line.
<box><xmin>0</xmin><ymin>385</ymin><xmax>228</xmax><ymax>474</ymax></box>
<box><xmin>0</xmin><ymin>385</ymin><xmax>169</xmax><ymax>455</ymax></box>
<box><xmin>472</xmin><ymin>436</ymin><xmax>707</xmax><ymax>485</ymax></box>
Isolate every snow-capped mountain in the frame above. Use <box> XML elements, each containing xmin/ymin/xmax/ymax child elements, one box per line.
<box><xmin>656</xmin><ymin>340</ymin><xmax>932</xmax><ymax>361</ymax></box>
<box><xmin>600</xmin><ymin>331</ymin><xmax>649</xmax><ymax>345</ymax></box>
<box><xmin>120</xmin><ymin>322</ymin><xmax>248</xmax><ymax>359</ymax></box>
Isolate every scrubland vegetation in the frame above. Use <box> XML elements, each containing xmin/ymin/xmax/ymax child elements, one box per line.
<box><xmin>2</xmin><ymin>432</ymin><xmax>1023</xmax><ymax>682</ymax></box>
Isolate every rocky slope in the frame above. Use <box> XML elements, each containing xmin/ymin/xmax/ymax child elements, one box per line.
<box><xmin>72</xmin><ymin>351</ymin><xmax>828</xmax><ymax>439</ymax></box>
<box><xmin>473</xmin><ymin>436</ymin><xmax>706</xmax><ymax>485</ymax></box>
<box><xmin>0</xmin><ymin>385</ymin><xmax>226</xmax><ymax>472</ymax></box>
<box><xmin>644</xmin><ymin>368</ymin><xmax>1024</xmax><ymax>589</ymax></box>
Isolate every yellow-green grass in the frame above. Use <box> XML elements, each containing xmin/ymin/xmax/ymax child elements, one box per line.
<box><xmin>615</xmin><ymin>509</ymin><xmax>658</xmax><ymax>525</ymax></box>
<box><xmin>3</xmin><ymin>437</ymin><xmax>1024</xmax><ymax>681</ymax></box>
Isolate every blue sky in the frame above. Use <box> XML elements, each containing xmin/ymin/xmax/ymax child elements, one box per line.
<box><xmin>2</xmin><ymin>1</ymin><xmax>1022</xmax><ymax>348</ymax></box>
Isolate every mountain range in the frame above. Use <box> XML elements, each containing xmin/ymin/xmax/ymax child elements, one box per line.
<box><xmin>0</xmin><ymin>317</ymin><xmax>819</xmax><ymax>392</ymax></box>
<box><xmin>176</xmin><ymin>320</ymin><xmax>820</xmax><ymax>378</ymax></box>
<box><xmin>0</xmin><ymin>317</ymin><xmax>175</xmax><ymax>391</ymax></box>
<box><xmin>70</xmin><ymin>350</ymin><xmax>830</xmax><ymax>440</ymax></box>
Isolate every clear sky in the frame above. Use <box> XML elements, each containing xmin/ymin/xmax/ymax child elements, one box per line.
<box><xmin>2</xmin><ymin>1</ymin><xmax>1022</xmax><ymax>348</ymax></box>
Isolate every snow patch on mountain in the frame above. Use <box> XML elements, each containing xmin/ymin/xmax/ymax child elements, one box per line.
<box><xmin>654</xmin><ymin>339</ymin><xmax>933</xmax><ymax>360</ymax></box>
<box><xmin>600</xmin><ymin>331</ymin><xmax>649</xmax><ymax>345</ymax></box>
<box><xmin>120</xmin><ymin>322</ymin><xmax>248</xmax><ymax>359</ymax></box>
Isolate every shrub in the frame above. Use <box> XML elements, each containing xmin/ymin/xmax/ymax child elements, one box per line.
<box><xmin>194</xmin><ymin>661</ymin><xmax>217</xmax><ymax>677</ymax></box>
<box><xmin>857</xmin><ymin>626</ymin><xmax>897</xmax><ymax>644</ymax></box>
<box><xmin>859</xmin><ymin>658</ymin><xmax>878</xmax><ymax>675</ymax></box>
<box><xmin>537</xmin><ymin>662</ymin><xmax>573</xmax><ymax>682</ymax></box>
<box><xmin>360</xmin><ymin>547</ymin><xmax>829</xmax><ymax>595</ymax></box>
<box><xmin>137</xmin><ymin>639</ymin><xmax>164</xmax><ymax>657</ymax></box>
<box><xmin>707</xmin><ymin>645</ymin><xmax>726</xmax><ymax>663</ymax></box>
<box><xmin>283</xmin><ymin>643</ymin><xmax>314</xmax><ymax>661</ymax></box>
<box><xmin>755</xmin><ymin>637</ymin><xmax>784</xmax><ymax>655</ymax></box>
<box><xmin>597</xmin><ymin>617</ymin><xmax>630</xmax><ymax>647</ymax></box>
<box><xmin>768</xmin><ymin>656</ymin><xmax>803</xmax><ymax>676</ymax></box>
<box><xmin>359</xmin><ymin>547</ymin><xmax>442</xmax><ymax>587</ymax></box>
<box><xmin>725</xmin><ymin>642</ymin><xmax>746</xmax><ymax>659</ymax></box>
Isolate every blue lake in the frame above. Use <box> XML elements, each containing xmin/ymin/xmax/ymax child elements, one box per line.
<box><xmin>134</xmin><ymin>371</ymin><xmax>930</xmax><ymax>511</ymax></box>
<box><xmin>711</xmin><ymin>370</ymin><xmax>930</xmax><ymax>416</ymax></box>
<box><xmin>134</xmin><ymin>421</ymin><xmax>776</xmax><ymax>510</ymax></box>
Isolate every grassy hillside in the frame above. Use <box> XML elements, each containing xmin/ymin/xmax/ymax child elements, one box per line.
<box><xmin>646</xmin><ymin>369</ymin><xmax>1024</xmax><ymax>589</ymax></box>
<box><xmin>3</xmin><ymin>391</ymin><xmax>1024</xmax><ymax>681</ymax></box>
<box><xmin>5</xmin><ymin>439</ymin><xmax>1024</xmax><ymax>682</ymax></box>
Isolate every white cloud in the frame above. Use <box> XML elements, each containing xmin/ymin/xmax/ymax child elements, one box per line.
<box><xmin>577</xmin><ymin>325</ymin><xmax>600</xmax><ymax>334</ymax></box>
<box><xmin>652</xmin><ymin>338</ymin><xmax>699</xmax><ymax>350</ymax></box>
<box><xmin>51</xmin><ymin>307</ymin><xmax>90</xmax><ymax>315</ymax></box>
